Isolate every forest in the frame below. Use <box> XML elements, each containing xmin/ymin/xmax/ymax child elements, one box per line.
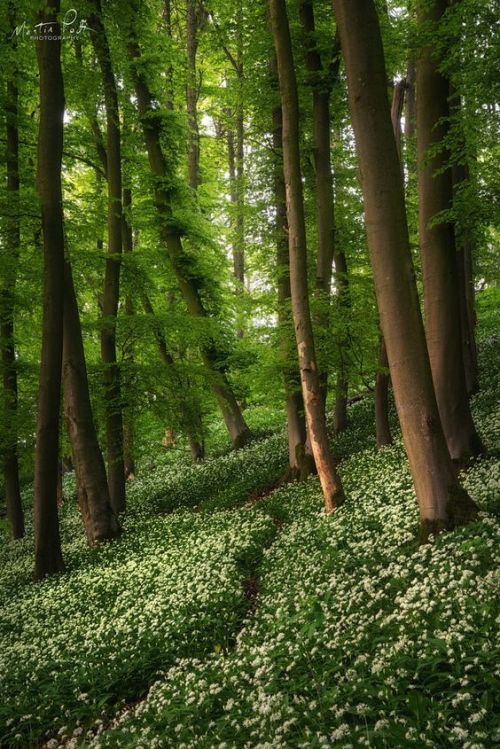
<box><xmin>0</xmin><ymin>0</ymin><xmax>498</xmax><ymax>746</ymax></box>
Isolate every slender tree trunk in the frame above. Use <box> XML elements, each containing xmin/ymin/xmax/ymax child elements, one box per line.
<box><xmin>122</xmin><ymin>187</ymin><xmax>137</xmax><ymax>479</ymax></box>
<box><xmin>270</xmin><ymin>0</ymin><xmax>344</xmax><ymax>513</ymax></box>
<box><xmin>374</xmin><ymin>77</ymin><xmax>406</xmax><ymax>449</ymax></box>
<box><xmin>62</xmin><ymin>260</ymin><xmax>121</xmax><ymax>544</ymax></box>
<box><xmin>90</xmin><ymin>0</ymin><xmax>126</xmax><ymax>512</ymax></box>
<box><xmin>450</xmin><ymin>88</ymin><xmax>479</xmax><ymax>395</ymax></box>
<box><xmin>299</xmin><ymin>0</ymin><xmax>339</xmax><ymax>416</ymax></box>
<box><xmin>127</xmin><ymin>26</ymin><xmax>251</xmax><ymax>449</ymax></box>
<box><xmin>141</xmin><ymin>293</ymin><xmax>206</xmax><ymax>460</ymax></box>
<box><xmin>271</xmin><ymin>54</ymin><xmax>307</xmax><ymax>477</ymax></box>
<box><xmin>332</xmin><ymin>0</ymin><xmax>477</xmax><ymax>539</ymax></box>
<box><xmin>33</xmin><ymin>2</ymin><xmax>65</xmax><ymax>579</ymax></box>
<box><xmin>332</xmin><ymin>249</ymin><xmax>350</xmax><ymax>433</ymax></box>
<box><xmin>405</xmin><ymin>62</ymin><xmax>416</xmax><ymax>140</ymax></box>
<box><xmin>164</xmin><ymin>0</ymin><xmax>175</xmax><ymax>109</ymax></box>
<box><xmin>1</xmin><ymin>5</ymin><xmax>24</xmax><ymax>539</ymax></box>
<box><xmin>416</xmin><ymin>0</ymin><xmax>482</xmax><ymax>462</ymax></box>
<box><xmin>374</xmin><ymin>335</ymin><xmax>392</xmax><ymax>447</ymax></box>
<box><xmin>186</xmin><ymin>0</ymin><xmax>200</xmax><ymax>191</ymax></box>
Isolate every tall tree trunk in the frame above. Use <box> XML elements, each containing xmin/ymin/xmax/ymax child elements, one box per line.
<box><xmin>33</xmin><ymin>2</ymin><xmax>65</xmax><ymax>579</ymax></box>
<box><xmin>163</xmin><ymin>0</ymin><xmax>175</xmax><ymax>109</ymax></box>
<box><xmin>374</xmin><ymin>335</ymin><xmax>392</xmax><ymax>447</ymax></box>
<box><xmin>332</xmin><ymin>0</ymin><xmax>477</xmax><ymax>539</ymax></box>
<box><xmin>299</xmin><ymin>0</ymin><xmax>338</xmax><ymax>415</ymax></box>
<box><xmin>1</xmin><ymin>3</ymin><xmax>24</xmax><ymax>539</ymax></box>
<box><xmin>122</xmin><ymin>187</ymin><xmax>137</xmax><ymax>479</ymax></box>
<box><xmin>450</xmin><ymin>88</ymin><xmax>479</xmax><ymax>396</ymax></box>
<box><xmin>62</xmin><ymin>261</ymin><xmax>121</xmax><ymax>544</ymax></box>
<box><xmin>186</xmin><ymin>0</ymin><xmax>200</xmax><ymax>190</ymax></box>
<box><xmin>127</xmin><ymin>24</ymin><xmax>251</xmax><ymax>449</ymax></box>
<box><xmin>271</xmin><ymin>54</ymin><xmax>307</xmax><ymax>477</ymax></box>
<box><xmin>90</xmin><ymin>0</ymin><xmax>126</xmax><ymax>512</ymax></box>
<box><xmin>270</xmin><ymin>0</ymin><xmax>344</xmax><ymax>513</ymax></box>
<box><xmin>416</xmin><ymin>0</ymin><xmax>482</xmax><ymax>462</ymax></box>
<box><xmin>332</xmin><ymin>248</ymin><xmax>350</xmax><ymax>433</ymax></box>
<box><xmin>374</xmin><ymin>77</ymin><xmax>406</xmax><ymax>449</ymax></box>
<box><xmin>405</xmin><ymin>62</ymin><xmax>416</xmax><ymax>139</ymax></box>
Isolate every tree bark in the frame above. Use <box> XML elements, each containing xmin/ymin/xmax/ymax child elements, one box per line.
<box><xmin>186</xmin><ymin>0</ymin><xmax>200</xmax><ymax>190</ymax></box>
<box><xmin>332</xmin><ymin>0</ymin><xmax>477</xmax><ymax>539</ymax></box>
<box><xmin>62</xmin><ymin>260</ymin><xmax>121</xmax><ymax>544</ymax></box>
<box><xmin>270</xmin><ymin>0</ymin><xmax>344</xmax><ymax>513</ymax></box>
<box><xmin>122</xmin><ymin>187</ymin><xmax>137</xmax><ymax>479</ymax></box>
<box><xmin>90</xmin><ymin>0</ymin><xmax>126</xmax><ymax>512</ymax></box>
<box><xmin>373</xmin><ymin>77</ymin><xmax>406</xmax><ymax>449</ymax></box>
<box><xmin>271</xmin><ymin>54</ymin><xmax>307</xmax><ymax>477</ymax></box>
<box><xmin>299</xmin><ymin>0</ymin><xmax>339</xmax><ymax>417</ymax></box>
<box><xmin>374</xmin><ymin>335</ymin><xmax>392</xmax><ymax>447</ymax></box>
<box><xmin>127</xmin><ymin>23</ymin><xmax>251</xmax><ymax>449</ymax></box>
<box><xmin>416</xmin><ymin>0</ymin><xmax>482</xmax><ymax>462</ymax></box>
<box><xmin>1</xmin><ymin>3</ymin><xmax>24</xmax><ymax>539</ymax></box>
<box><xmin>450</xmin><ymin>88</ymin><xmax>479</xmax><ymax>396</ymax></box>
<box><xmin>33</xmin><ymin>1</ymin><xmax>65</xmax><ymax>579</ymax></box>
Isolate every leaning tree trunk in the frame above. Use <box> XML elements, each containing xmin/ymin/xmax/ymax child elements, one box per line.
<box><xmin>90</xmin><ymin>0</ymin><xmax>126</xmax><ymax>513</ymax></box>
<box><xmin>33</xmin><ymin>1</ymin><xmax>65</xmax><ymax>579</ymax></box>
<box><xmin>127</xmin><ymin>22</ymin><xmax>251</xmax><ymax>449</ymax></box>
<box><xmin>270</xmin><ymin>0</ymin><xmax>344</xmax><ymax>513</ymax></box>
<box><xmin>1</xmin><ymin>4</ymin><xmax>24</xmax><ymax>539</ymax></box>
<box><xmin>332</xmin><ymin>0</ymin><xmax>477</xmax><ymax>539</ymax></box>
<box><xmin>62</xmin><ymin>260</ymin><xmax>121</xmax><ymax>544</ymax></box>
<box><xmin>271</xmin><ymin>53</ymin><xmax>307</xmax><ymax>477</ymax></box>
<box><xmin>416</xmin><ymin>0</ymin><xmax>482</xmax><ymax>463</ymax></box>
<box><xmin>123</xmin><ymin>186</ymin><xmax>205</xmax><ymax>461</ymax></box>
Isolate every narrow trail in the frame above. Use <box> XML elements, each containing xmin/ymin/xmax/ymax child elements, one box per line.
<box><xmin>39</xmin><ymin>478</ymin><xmax>289</xmax><ymax>749</ymax></box>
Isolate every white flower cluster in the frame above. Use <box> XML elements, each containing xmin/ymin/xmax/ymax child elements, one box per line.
<box><xmin>0</xmin><ymin>326</ymin><xmax>498</xmax><ymax>749</ymax></box>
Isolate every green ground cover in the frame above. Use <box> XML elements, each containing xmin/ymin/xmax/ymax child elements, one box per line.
<box><xmin>1</xmin><ymin>298</ymin><xmax>498</xmax><ymax>749</ymax></box>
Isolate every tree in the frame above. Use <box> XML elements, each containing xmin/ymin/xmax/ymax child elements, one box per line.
<box><xmin>1</xmin><ymin>1</ymin><xmax>24</xmax><ymax>539</ymax></box>
<box><xmin>126</xmin><ymin>5</ymin><xmax>252</xmax><ymax>450</ymax></box>
<box><xmin>298</xmin><ymin>0</ymin><xmax>344</xmax><ymax>424</ymax></box>
<box><xmin>374</xmin><ymin>76</ymin><xmax>406</xmax><ymax>450</ymax></box>
<box><xmin>89</xmin><ymin>0</ymin><xmax>126</xmax><ymax>513</ymax></box>
<box><xmin>416</xmin><ymin>0</ymin><xmax>482</xmax><ymax>463</ymax></box>
<box><xmin>269</xmin><ymin>0</ymin><xmax>344</xmax><ymax>513</ymax></box>
<box><xmin>331</xmin><ymin>0</ymin><xmax>477</xmax><ymax>539</ymax></box>
<box><xmin>62</xmin><ymin>259</ymin><xmax>121</xmax><ymax>544</ymax></box>
<box><xmin>271</xmin><ymin>52</ymin><xmax>307</xmax><ymax>478</ymax></box>
<box><xmin>33</xmin><ymin>1</ymin><xmax>65</xmax><ymax>578</ymax></box>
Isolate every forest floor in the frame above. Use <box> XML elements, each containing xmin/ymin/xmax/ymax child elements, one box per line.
<box><xmin>0</xmin><ymin>293</ymin><xmax>499</xmax><ymax>749</ymax></box>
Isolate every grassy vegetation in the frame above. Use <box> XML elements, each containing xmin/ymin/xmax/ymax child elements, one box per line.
<box><xmin>0</xmin><ymin>295</ymin><xmax>498</xmax><ymax>749</ymax></box>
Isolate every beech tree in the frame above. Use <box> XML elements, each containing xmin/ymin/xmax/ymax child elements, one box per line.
<box><xmin>416</xmin><ymin>0</ymin><xmax>483</xmax><ymax>463</ymax></box>
<box><xmin>126</xmin><ymin>3</ymin><xmax>252</xmax><ymax>450</ymax></box>
<box><xmin>89</xmin><ymin>0</ymin><xmax>126</xmax><ymax>513</ymax></box>
<box><xmin>332</xmin><ymin>0</ymin><xmax>477</xmax><ymax>538</ymax></box>
<box><xmin>33</xmin><ymin>1</ymin><xmax>65</xmax><ymax>579</ymax></box>
<box><xmin>1</xmin><ymin>1</ymin><xmax>24</xmax><ymax>539</ymax></box>
<box><xmin>270</xmin><ymin>52</ymin><xmax>307</xmax><ymax>478</ymax></box>
<box><xmin>270</xmin><ymin>0</ymin><xmax>344</xmax><ymax>513</ymax></box>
